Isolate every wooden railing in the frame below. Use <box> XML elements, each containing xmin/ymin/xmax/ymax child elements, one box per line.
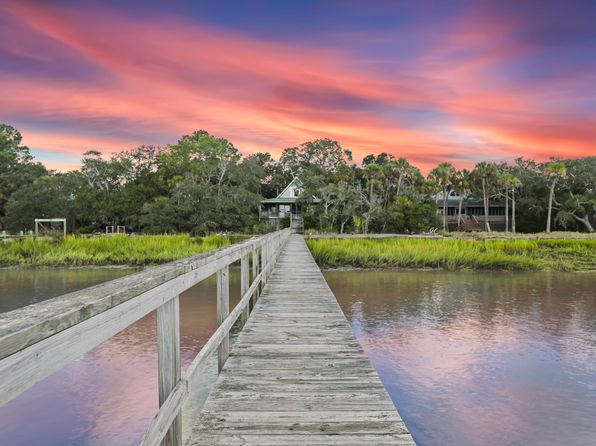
<box><xmin>0</xmin><ymin>228</ymin><xmax>291</xmax><ymax>446</ymax></box>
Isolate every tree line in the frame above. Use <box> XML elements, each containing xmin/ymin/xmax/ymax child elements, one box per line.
<box><xmin>1</xmin><ymin>124</ymin><xmax>594</xmax><ymax>234</ymax></box>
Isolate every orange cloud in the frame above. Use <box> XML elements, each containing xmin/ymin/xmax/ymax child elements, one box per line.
<box><xmin>0</xmin><ymin>0</ymin><xmax>593</xmax><ymax>174</ymax></box>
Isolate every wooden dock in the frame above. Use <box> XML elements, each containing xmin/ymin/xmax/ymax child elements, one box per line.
<box><xmin>187</xmin><ymin>235</ymin><xmax>415</xmax><ymax>445</ymax></box>
<box><xmin>0</xmin><ymin>229</ymin><xmax>415</xmax><ymax>446</ymax></box>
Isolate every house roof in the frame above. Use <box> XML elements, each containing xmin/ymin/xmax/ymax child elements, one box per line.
<box><xmin>260</xmin><ymin>176</ymin><xmax>322</xmax><ymax>204</ymax></box>
<box><xmin>436</xmin><ymin>198</ymin><xmax>505</xmax><ymax>207</ymax></box>
<box><xmin>261</xmin><ymin>197</ymin><xmax>298</xmax><ymax>204</ymax></box>
<box><xmin>261</xmin><ymin>196</ymin><xmax>321</xmax><ymax>204</ymax></box>
<box><xmin>277</xmin><ymin>177</ymin><xmax>303</xmax><ymax>198</ymax></box>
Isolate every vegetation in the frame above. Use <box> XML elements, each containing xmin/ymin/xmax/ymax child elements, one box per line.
<box><xmin>0</xmin><ymin>234</ymin><xmax>231</xmax><ymax>267</ymax></box>
<box><xmin>306</xmin><ymin>237</ymin><xmax>596</xmax><ymax>271</ymax></box>
<box><xmin>1</xmin><ymin>124</ymin><xmax>594</xmax><ymax>236</ymax></box>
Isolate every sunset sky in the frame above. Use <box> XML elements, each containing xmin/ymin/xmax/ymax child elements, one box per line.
<box><xmin>1</xmin><ymin>0</ymin><xmax>595</xmax><ymax>171</ymax></box>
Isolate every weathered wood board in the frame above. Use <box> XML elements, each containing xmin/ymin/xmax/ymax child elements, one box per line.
<box><xmin>187</xmin><ymin>235</ymin><xmax>415</xmax><ymax>445</ymax></box>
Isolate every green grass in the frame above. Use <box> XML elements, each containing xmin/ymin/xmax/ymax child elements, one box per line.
<box><xmin>446</xmin><ymin>231</ymin><xmax>596</xmax><ymax>240</ymax></box>
<box><xmin>0</xmin><ymin>234</ymin><xmax>232</xmax><ymax>267</ymax></box>
<box><xmin>306</xmin><ymin>237</ymin><xmax>596</xmax><ymax>271</ymax></box>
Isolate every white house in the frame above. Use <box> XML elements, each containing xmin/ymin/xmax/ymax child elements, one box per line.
<box><xmin>259</xmin><ymin>177</ymin><xmax>304</xmax><ymax>223</ymax></box>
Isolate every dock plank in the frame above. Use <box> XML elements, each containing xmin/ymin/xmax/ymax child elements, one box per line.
<box><xmin>186</xmin><ymin>235</ymin><xmax>415</xmax><ymax>445</ymax></box>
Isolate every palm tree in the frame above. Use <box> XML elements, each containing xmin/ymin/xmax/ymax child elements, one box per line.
<box><xmin>543</xmin><ymin>161</ymin><xmax>567</xmax><ymax>233</ymax></box>
<box><xmin>429</xmin><ymin>163</ymin><xmax>456</xmax><ymax>231</ymax></box>
<box><xmin>473</xmin><ymin>162</ymin><xmax>498</xmax><ymax>232</ymax></box>
<box><xmin>451</xmin><ymin>169</ymin><xmax>472</xmax><ymax>230</ymax></box>
<box><xmin>378</xmin><ymin>157</ymin><xmax>414</xmax><ymax>208</ymax></box>
<box><xmin>393</xmin><ymin>157</ymin><xmax>415</xmax><ymax>197</ymax></box>
<box><xmin>499</xmin><ymin>172</ymin><xmax>520</xmax><ymax>232</ymax></box>
<box><xmin>510</xmin><ymin>176</ymin><xmax>521</xmax><ymax>234</ymax></box>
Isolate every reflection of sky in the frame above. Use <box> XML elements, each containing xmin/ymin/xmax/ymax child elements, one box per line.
<box><xmin>0</xmin><ymin>271</ymin><xmax>242</xmax><ymax>446</ymax></box>
<box><xmin>327</xmin><ymin>270</ymin><xmax>596</xmax><ymax>446</ymax></box>
<box><xmin>0</xmin><ymin>320</ymin><xmax>159</xmax><ymax>446</ymax></box>
<box><xmin>0</xmin><ymin>0</ymin><xmax>594</xmax><ymax>172</ymax></box>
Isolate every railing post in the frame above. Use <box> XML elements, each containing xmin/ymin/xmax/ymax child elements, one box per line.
<box><xmin>157</xmin><ymin>297</ymin><xmax>181</xmax><ymax>446</ymax></box>
<box><xmin>260</xmin><ymin>240</ymin><xmax>267</xmax><ymax>289</ymax></box>
<box><xmin>252</xmin><ymin>245</ymin><xmax>259</xmax><ymax>305</ymax></box>
<box><xmin>267</xmin><ymin>239</ymin><xmax>273</xmax><ymax>276</ymax></box>
<box><xmin>240</xmin><ymin>254</ymin><xmax>249</xmax><ymax>325</ymax></box>
<box><xmin>217</xmin><ymin>266</ymin><xmax>229</xmax><ymax>373</ymax></box>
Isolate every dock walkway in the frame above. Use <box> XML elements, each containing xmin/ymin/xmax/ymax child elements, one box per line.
<box><xmin>188</xmin><ymin>235</ymin><xmax>415</xmax><ymax>445</ymax></box>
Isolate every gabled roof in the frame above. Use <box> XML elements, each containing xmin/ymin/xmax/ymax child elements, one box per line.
<box><xmin>277</xmin><ymin>176</ymin><xmax>303</xmax><ymax>198</ymax></box>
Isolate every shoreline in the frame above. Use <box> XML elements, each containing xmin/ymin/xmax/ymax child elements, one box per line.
<box><xmin>307</xmin><ymin>232</ymin><xmax>596</xmax><ymax>240</ymax></box>
<box><xmin>0</xmin><ymin>264</ymin><xmax>142</xmax><ymax>271</ymax></box>
<box><xmin>306</xmin><ymin>237</ymin><xmax>596</xmax><ymax>272</ymax></box>
<box><xmin>3</xmin><ymin>264</ymin><xmax>593</xmax><ymax>274</ymax></box>
<box><xmin>320</xmin><ymin>266</ymin><xmax>596</xmax><ymax>273</ymax></box>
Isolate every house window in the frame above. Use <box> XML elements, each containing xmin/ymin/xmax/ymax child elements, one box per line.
<box><xmin>467</xmin><ymin>207</ymin><xmax>485</xmax><ymax>216</ymax></box>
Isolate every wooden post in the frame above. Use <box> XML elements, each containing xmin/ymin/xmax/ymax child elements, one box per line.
<box><xmin>217</xmin><ymin>266</ymin><xmax>229</xmax><ymax>373</ymax></box>
<box><xmin>252</xmin><ymin>245</ymin><xmax>259</xmax><ymax>305</ymax></box>
<box><xmin>260</xmin><ymin>241</ymin><xmax>267</xmax><ymax>289</ymax></box>
<box><xmin>157</xmin><ymin>297</ymin><xmax>181</xmax><ymax>446</ymax></box>
<box><xmin>240</xmin><ymin>254</ymin><xmax>249</xmax><ymax>325</ymax></box>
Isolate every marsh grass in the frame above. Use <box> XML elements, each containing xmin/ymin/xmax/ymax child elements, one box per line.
<box><xmin>0</xmin><ymin>234</ymin><xmax>231</xmax><ymax>267</ymax></box>
<box><xmin>306</xmin><ymin>237</ymin><xmax>596</xmax><ymax>271</ymax></box>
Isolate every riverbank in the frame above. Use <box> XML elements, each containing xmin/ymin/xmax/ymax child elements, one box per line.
<box><xmin>306</xmin><ymin>237</ymin><xmax>596</xmax><ymax>271</ymax></box>
<box><xmin>0</xmin><ymin>234</ymin><xmax>231</xmax><ymax>267</ymax></box>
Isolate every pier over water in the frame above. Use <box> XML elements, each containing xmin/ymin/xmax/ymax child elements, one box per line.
<box><xmin>0</xmin><ymin>230</ymin><xmax>414</xmax><ymax>445</ymax></box>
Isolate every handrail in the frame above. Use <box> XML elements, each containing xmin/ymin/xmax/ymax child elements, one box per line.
<box><xmin>140</xmin><ymin>250</ymin><xmax>279</xmax><ymax>446</ymax></box>
<box><xmin>0</xmin><ymin>228</ymin><xmax>291</xmax><ymax>446</ymax></box>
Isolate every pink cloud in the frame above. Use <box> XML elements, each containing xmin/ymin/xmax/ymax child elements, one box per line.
<box><xmin>0</xmin><ymin>0</ymin><xmax>593</xmax><ymax>174</ymax></box>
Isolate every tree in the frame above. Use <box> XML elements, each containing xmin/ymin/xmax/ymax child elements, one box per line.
<box><xmin>428</xmin><ymin>163</ymin><xmax>456</xmax><ymax>231</ymax></box>
<box><xmin>510</xmin><ymin>157</ymin><xmax>544</xmax><ymax>233</ymax></box>
<box><xmin>243</xmin><ymin>152</ymin><xmax>289</xmax><ymax>198</ymax></box>
<box><xmin>391</xmin><ymin>157</ymin><xmax>418</xmax><ymax>198</ymax></box>
<box><xmin>4</xmin><ymin>173</ymin><xmax>86</xmax><ymax>232</ymax></box>
<box><xmin>317</xmin><ymin>182</ymin><xmax>364</xmax><ymax>233</ymax></box>
<box><xmin>280</xmin><ymin>139</ymin><xmax>352</xmax><ymax>175</ymax></box>
<box><xmin>140</xmin><ymin>196</ymin><xmax>181</xmax><ymax>233</ymax></box>
<box><xmin>498</xmin><ymin>172</ymin><xmax>521</xmax><ymax>232</ymax></box>
<box><xmin>362</xmin><ymin>153</ymin><xmax>391</xmax><ymax>166</ymax></box>
<box><xmin>378</xmin><ymin>157</ymin><xmax>418</xmax><ymax>209</ymax></box>
<box><xmin>81</xmin><ymin>150</ymin><xmax>131</xmax><ymax>192</ymax></box>
<box><xmin>451</xmin><ymin>169</ymin><xmax>472</xmax><ymax>230</ymax></box>
<box><xmin>362</xmin><ymin>163</ymin><xmax>382</xmax><ymax>234</ymax></box>
<box><xmin>2</xmin><ymin>122</ymin><xmax>594</xmax><ymax>236</ymax></box>
<box><xmin>385</xmin><ymin>196</ymin><xmax>439</xmax><ymax>233</ymax></box>
<box><xmin>473</xmin><ymin>162</ymin><xmax>498</xmax><ymax>232</ymax></box>
<box><xmin>543</xmin><ymin>161</ymin><xmax>567</xmax><ymax>233</ymax></box>
<box><xmin>553</xmin><ymin>157</ymin><xmax>595</xmax><ymax>233</ymax></box>
<box><xmin>0</xmin><ymin>124</ymin><xmax>47</xmax><ymax>228</ymax></box>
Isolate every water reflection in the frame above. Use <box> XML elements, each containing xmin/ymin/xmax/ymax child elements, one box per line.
<box><xmin>0</xmin><ymin>268</ymin><xmax>242</xmax><ymax>446</ymax></box>
<box><xmin>0</xmin><ymin>267</ymin><xmax>139</xmax><ymax>313</ymax></box>
<box><xmin>325</xmin><ymin>270</ymin><xmax>596</xmax><ymax>446</ymax></box>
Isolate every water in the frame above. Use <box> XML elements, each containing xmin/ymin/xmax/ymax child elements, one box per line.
<box><xmin>324</xmin><ymin>270</ymin><xmax>596</xmax><ymax>446</ymax></box>
<box><xmin>0</xmin><ymin>268</ymin><xmax>138</xmax><ymax>313</ymax></box>
<box><xmin>1</xmin><ymin>269</ymin><xmax>595</xmax><ymax>445</ymax></box>
<box><xmin>0</xmin><ymin>267</ymin><xmax>242</xmax><ymax>446</ymax></box>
